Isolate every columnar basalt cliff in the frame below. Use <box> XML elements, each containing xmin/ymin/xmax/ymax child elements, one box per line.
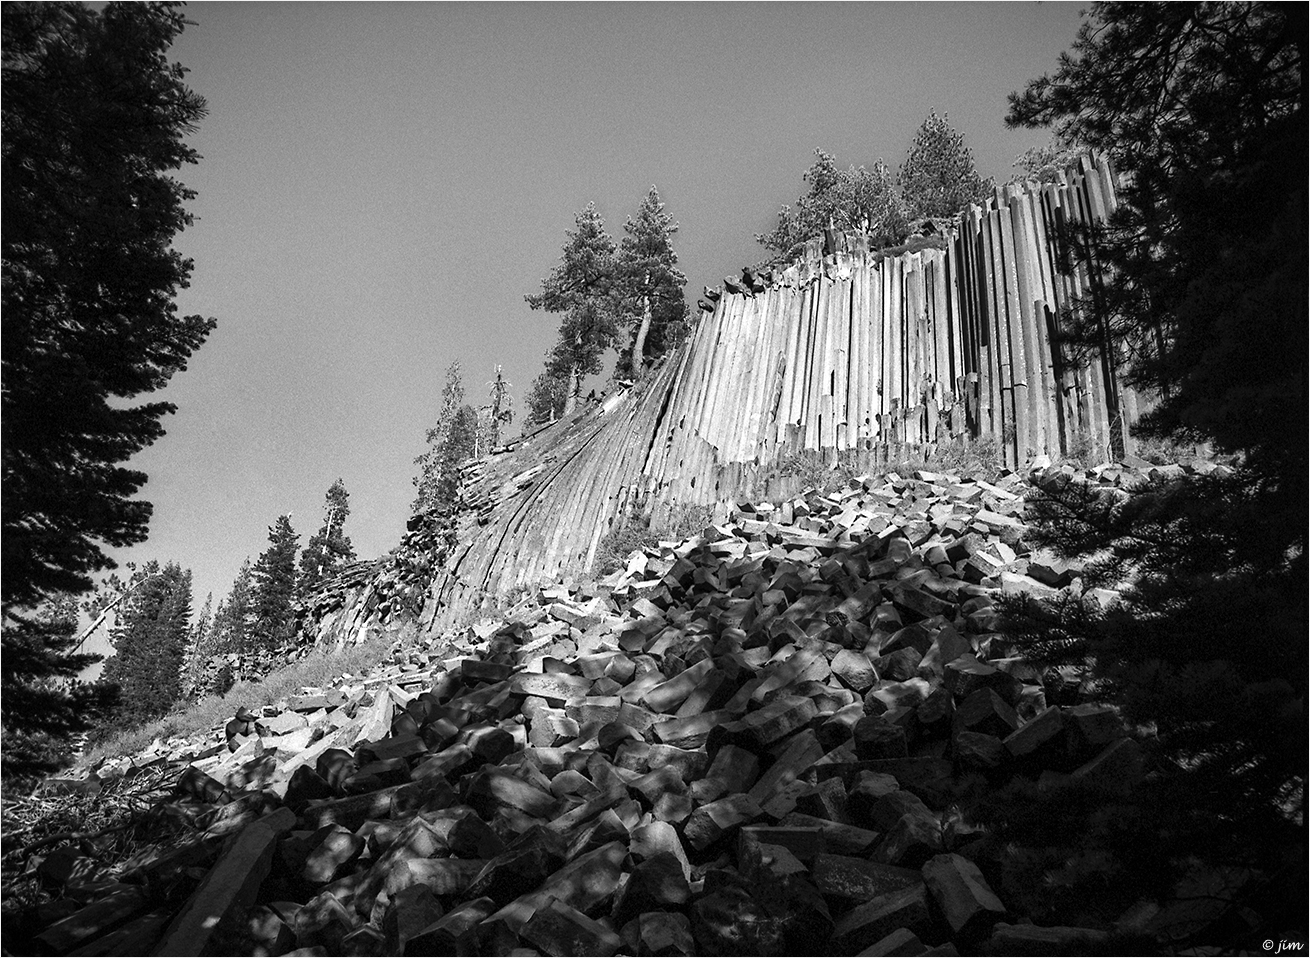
<box><xmin>310</xmin><ymin>155</ymin><xmax>1145</xmax><ymax>646</ymax></box>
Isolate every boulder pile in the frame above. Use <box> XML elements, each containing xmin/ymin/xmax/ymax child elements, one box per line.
<box><xmin>8</xmin><ymin>457</ymin><xmax>1244</xmax><ymax>956</ymax></box>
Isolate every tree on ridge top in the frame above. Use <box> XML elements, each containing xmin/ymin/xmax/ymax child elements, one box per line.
<box><xmin>526</xmin><ymin>203</ymin><xmax>620</xmax><ymax>418</ymax></box>
<box><xmin>413</xmin><ymin>362</ymin><xmax>480</xmax><ymax>516</ymax></box>
<box><xmin>898</xmin><ymin>109</ymin><xmax>995</xmax><ymax>220</ymax></box>
<box><xmin>756</xmin><ymin>149</ymin><xmax>908</xmax><ymax>262</ymax></box>
<box><xmin>298</xmin><ymin>479</ymin><xmax>356</xmax><ymax>600</ymax></box>
<box><xmin>756</xmin><ymin>114</ymin><xmax>995</xmax><ymax>264</ymax></box>
<box><xmin>614</xmin><ymin>186</ymin><xmax>689</xmax><ymax>380</ymax></box>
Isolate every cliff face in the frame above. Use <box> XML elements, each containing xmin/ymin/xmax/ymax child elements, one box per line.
<box><xmin>311</xmin><ymin>155</ymin><xmax>1145</xmax><ymax>646</ymax></box>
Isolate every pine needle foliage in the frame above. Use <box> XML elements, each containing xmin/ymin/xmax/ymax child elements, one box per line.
<box><xmin>897</xmin><ymin>110</ymin><xmax>995</xmax><ymax>219</ymax></box>
<box><xmin>413</xmin><ymin>362</ymin><xmax>480</xmax><ymax>514</ymax></box>
<box><xmin>249</xmin><ymin>515</ymin><xmax>298</xmax><ymax>651</ymax></box>
<box><xmin>757</xmin><ymin>149</ymin><xmax>908</xmax><ymax>262</ymax></box>
<box><xmin>981</xmin><ymin>3</ymin><xmax>1307</xmax><ymax>931</ymax></box>
<box><xmin>525</xmin><ymin>204</ymin><xmax>620</xmax><ymax>418</ymax></box>
<box><xmin>298</xmin><ymin>479</ymin><xmax>355</xmax><ymax>599</ymax></box>
<box><xmin>100</xmin><ymin>560</ymin><xmax>192</xmax><ymax>728</ymax></box>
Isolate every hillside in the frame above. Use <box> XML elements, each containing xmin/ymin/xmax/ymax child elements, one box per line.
<box><xmin>5</xmin><ymin>452</ymin><xmax>1277</xmax><ymax>957</ymax></box>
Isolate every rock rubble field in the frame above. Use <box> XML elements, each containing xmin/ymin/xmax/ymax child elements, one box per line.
<box><xmin>9</xmin><ymin>457</ymin><xmax>1241</xmax><ymax>957</ymax></box>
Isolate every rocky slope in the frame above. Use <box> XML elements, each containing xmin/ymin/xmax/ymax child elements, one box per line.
<box><xmin>4</xmin><ymin>455</ymin><xmax>1260</xmax><ymax>957</ymax></box>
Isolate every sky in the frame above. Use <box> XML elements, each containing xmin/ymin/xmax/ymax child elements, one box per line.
<box><xmin>82</xmin><ymin>1</ymin><xmax>1086</xmax><ymax>661</ymax></box>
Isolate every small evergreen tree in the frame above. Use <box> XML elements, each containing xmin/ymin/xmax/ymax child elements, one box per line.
<box><xmin>897</xmin><ymin>110</ymin><xmax>994</xmax><ymax>220</ymax></box>
<box><xmin>100</xmin><ymin>561</ymin><xmax>192</xmax><ymax>728</ymax></box>
<box><xmin>180</xmin><ymin>590</ymin><xmax>213</xmax><ymax>698</ymax></box>
<box><xmin>210</xmin><ymin>560</ymin><xmax>255</xmax><ymax>655</ymax></box>
<box><xmin>413</xmin><ymin>363</ymin><xmax>480</xmax><ymax>515</ymax></box>
<box><xmin>298</xmin><ymin>479</ymin><xmax>356</xmax><ymax>599</ymax></box>
<box><xmin>1008</xmin><ymin>132</ymin><xmax>1087</xmax><ymax>185</ymax></box>
<box><xmin>614</xmin><ymin>187</ymin><xmax>689</xmax><ymax>378</ymax></box>
<box><xmin>470</xmin><ymin>366</ymin><xmax>516</xmax><ymax>454</ymax></box>
<box><xmin>250</xmin><ymin>516</ymin><xmax>298</xmax><ymax>649</ymax></box>
<box><xmin>525</xmin><ymin>357</ymin><xmax>572</xmax><ymax>424</ymax></box>
<box><xmin>757</xmin><ymin>150</ymin><xmax>909</xmax><ymax>261</ymax></box>
<box><xmin>526</xmin><ymin>203</ymin><xmax>619</xmax><ymax>412</ymax></box>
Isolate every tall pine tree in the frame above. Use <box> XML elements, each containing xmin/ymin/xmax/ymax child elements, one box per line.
<box><xmin>977</xmin><ymin>1</ymin><xmax>1307</xmax><ymax>930</ymax></box>
<box><xmin>615</xmin><ymin>187</ymin><xmax>688</xmax><ymax>379</ymax></box>
<box><xmin>897</xmin><ymin>110</ymin><xmax>994</xmax><ymax>220</ymax></box>
<box><xmin>100</xmin><ymin>561</ymin><xmax>192</xmax><ymax>728</ymax></box>
<box><xmin>250</xmin><ymin>516</ymin><xmax>298</xmax><ymax>650</ymax></box>
<box><xmin>2</xmin><ymin>4</ymin><xmax>216</xmax><ymax>611</ymax></box>
<box><xmin>1</xmin><ymin>0</ymin><xmax>214</xmax><ymax>756</ymax></box>
<box><xmin>526</xmin><ymin>203</ymin><xmax>619</xmax><ymax>414</ymax></box>
<box><xmin>298</xmin><ymin>479</ymin><xmax>356</xmax><ymax>598</ymax></box>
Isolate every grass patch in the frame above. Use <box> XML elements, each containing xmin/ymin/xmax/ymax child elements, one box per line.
<box><xmin>772</xmin><ymin>437</ymin><xmax>1008</xmax><ymax>499</ymax></box>
<box><xmin>895</xmin><ymin>435</ymin><xmax>1007</xmax><ymax>481</ymax></box>
<box><xmin>1132</xmin><ymin>430</ymin><xmax>1212</xmax><ymax>465</ymax></box>
<box><xmin>1057</xmin><ymin>428</ymin><xmax>1104</xmax><ymax>470</ymax></box>
<box><xmin>659</xmin><ymin>502</ymin><xmax>718</xmax><ymax>541</ymax></box>
<box><xmin>82</xmin><ymin>635</ymin><xmax>392</xmax><ymax>767</ymax></box>
<box><xmin>775</xmin><ymin>451</ymin><xmax>860</xmax><ymax>493</ymax></box>
<box><xmin>595</xmin><ymin>513</ymin><xmax>659</xmax><ymax>576</ymax></box>
<box><xmin>595</xmin><ymin>502</ymin><xmax>718</xmax><ymax>575</ymax></box>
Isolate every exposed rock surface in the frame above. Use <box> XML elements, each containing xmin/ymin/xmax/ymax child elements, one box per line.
<box><xmin>5</xmin><ymin>458</ymin><xmax>1249</xmax><ymax>956</ymax></box>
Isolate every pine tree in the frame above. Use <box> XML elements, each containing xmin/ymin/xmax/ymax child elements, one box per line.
<box><xmin>526</xmin><ymin>203</ymin><xmax>619</xmax><ymax>412</ymax></box>
<box><xmin>210</xmin><ymin>560</ymin><xmax>255</xmax><ymax>655</ymax></box>
<box><xmin>1</xmin><ymin>0</ymin><xmax>214</xmax><ymax>754</ymax></box>
<box><xmin>980</xmin><ymin>1</ymin><xmax>1307</xmax><ymax>927</ymax></box>
<box><xmin>180</xmin><ymin>591</ymin><xmax>213</xmax><ymax>698</ymax></box>
<box><xmin>757</xmin><ymin>150</ymin><xmax>909</xmax><ymax>261</ymax></box>
<box><xmin>525</xmin><ymin>359</ymin><xmax>571</xmax><ymax>424</ymax></box>
<box><xmin>1008</xmin><ymin>132</ymin><xmax>1087</xmax><ymax>185</ymax></box>
<box><xmin>413</xmin><ymin>363</ymin><xmax>480</xmax><ymax>515</ymax></box>
<box><xmin>298</xmin><ymin>479</ymin><xmax>356</xmax><ymax>599</ymax></box>
<box><xmin>897</xmin><ymin>110</ymin><xmax>995</xmax><ymax>220</ymax></box>
<box><xmin>1</xmin><ymin>593</ymin><xmax>116</xmax><ymax>780</ymax></box>
<box><xmin>100</xmin><ymin>561</ymin><xmax>192</xmax><ymax>728</ymax></box>
<box><xmin>250</xmin><ymin>516</ymin><xmax>298</xmax><ymax>650</ymax></box>
<box><xmin>479</xmin><ymin>366</ymin><xmax>515</xmax><ymax>453</ymax></box>
<box><xmin>2</xmin><ymin>4</ymin><xmax>216</xmax><ymax>612</ymax></box>
<box><xmin>614</xmin><ymin>187</ymin><xmax>689</xmax><ymax>378</ymax></box>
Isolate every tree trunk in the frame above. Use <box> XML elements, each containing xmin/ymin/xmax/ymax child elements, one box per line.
<box><xmin>632</xmin><ymin>291</ymin><xmax>652</xmax><ymax>379</ymax></box>
<box><xmin>72</xmin><ymin>572</ymin><xmax>160</xmax><ymax>654</ymax></box>
<box><xmin>563</xmin><ymin>365</ymin><xmax>579</xmax><ymax>415</ymax></box>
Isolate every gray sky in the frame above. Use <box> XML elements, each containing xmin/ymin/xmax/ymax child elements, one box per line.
<box><xmin>87</xmin><ymin>2</ymin><xmax>1085</xmax><ymax>656</ymax></box>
